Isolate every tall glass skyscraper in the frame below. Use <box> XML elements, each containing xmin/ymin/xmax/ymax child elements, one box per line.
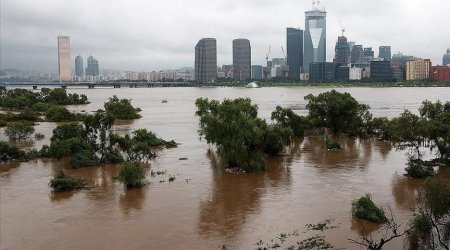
<box><xmin>75</xmin><ymin>55</ymin><xmax>83</xmax><ymax>77</ymax></box>
<box><xmin>443</xmin><ymin>49</ymin><xmax>450</xmax><ymax>66</ymax></box>
<box><xmin>287</xmin><ymin>28</ymin><xmax>303</xmax><ymax>79</ymax></box>
<box><xmin>378</xmin><ymin>46</ymin><xmax>392</xmax><ymax>61</ymax></box>
<box><xmin>86</xmin><ymin>55</ymin><xmax>99</xmax><ymax>76</ymax></box>
<box><xmin>195</xmin><ymin>38</ymin><xmax>217</xmax><ymax>82</ymax></box>
<box><xmin>303</xmin><ymin>1</ymin><xmax>327</xmax><ymax>73</ymax></box>
<box><xmin>232</xmin><ymin>39</ymin><xmax>251</xmax><ymax>81</ymax></box>
<box><xmin>57</xmin><ymin>35</ymin><xmax>71</xmax><ymax>81</ymax></box>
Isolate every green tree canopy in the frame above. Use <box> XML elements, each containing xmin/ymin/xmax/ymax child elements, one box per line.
<box><xmin>195</xmin><ymin>97</ymin><xmax>293</xmax><ymax>172</ymax></box>
<box><xmin>304</xmin><ymin>90</ymin><xmax>372</xmax><ymax>136</ymax></box>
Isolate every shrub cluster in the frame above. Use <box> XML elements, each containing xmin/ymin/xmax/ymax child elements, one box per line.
<box><xmin>351</xmin><ymin>194</ymin><xmax>386</xmax><ymax>223</ymax></box>
<box><xmin>49</xmin><ymin>171</ymin><xmax>88</xmax><ymax>192</ymax></box>
<box><xmin>117</xmin><ymin>161</ymin><xmax>147</xmax><ymax>188</ymax></box>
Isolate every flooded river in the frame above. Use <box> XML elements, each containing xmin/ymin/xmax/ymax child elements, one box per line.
<box><xmin>1</xmin><ymin>87</ymin><xmax>450</xmax><ymax>249</ymax></box>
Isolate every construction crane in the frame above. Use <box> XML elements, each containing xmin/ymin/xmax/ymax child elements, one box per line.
<box><xmin>339</xmin><ymin>19</ymin><xmax>345</xmax><ymax>37</ymax></box>
<box><xmin>263</xmin><ymin>45</ymin><xmax>272</xmax><ymax>81</ymax></box>
<box><xmin>281</xmin><ymin>46</ymin><xmax>289</xmax><ymax>78</ymax></box>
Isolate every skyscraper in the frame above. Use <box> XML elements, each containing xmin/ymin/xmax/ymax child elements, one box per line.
<box><xmin>287</xmin><ymin>27</ymin><xmax>303</xmax><ymax>78</ymax></box>
<box><xmin>232</xmin><ymin>39</ymin><xmax>251</xmax><ymax>81</ymax></box>
<box><xmin>195</xmin><ymin>38</ymin><xmax>217</xmax><ymax>82</ymax></box>
<box><xmin>75</xmin><ymin>55</ymin><xmax>83</xmax><ymax>77</ymax></box>
<box><xmin>251</xmin><ymin>65</ymin><xmax>263</xmax><ymax>79</ymax></box>
<box><xmin>57</xmin><ymin>35</ymin><xmax>71</xmax><ymax>81</ymax></box>
<box><xmin>351</xmin><ymin>45</ymin><xmax>364</xmax><ymax>64</ymax></box>
<box><xmin>363</xmin><ymin>48</ymin><xmax>374</xmax><ymax>62</ymax></box>
<box><xmin>334</xmin><ymin>35</ymin><xmax>350</xmax><ymax>65</ymax></box>
<box><xmin>303</xmin><ymin>0</ymin><xmax>327</xmax><ymax>73</ymax></box>
<box><xmin>86</xmin><ymin>55</ymin><xmax>99</xmax><ymax>76</ymax></box>
<box><xmin>443</xmin><ymin>49</ymin><xmax>450</xmax><ymax>66</ymax></box>
<box><xmin>378</xmin><ymin>46</ymin><xmax>392</xmax><ymax>61</ymax></box>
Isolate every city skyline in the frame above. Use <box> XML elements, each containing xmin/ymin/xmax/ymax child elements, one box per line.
<box><xmin>1</xmin><ymin>0</ymin><xmax>449</xmax><ymax>72</ymax></box>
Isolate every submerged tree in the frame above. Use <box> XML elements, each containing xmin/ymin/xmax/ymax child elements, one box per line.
<box><xmin>195</xmin><ymin>97</ymin><xmax>293</xmax><ymax>172</ymax></box>
<box><xmin>408</xmin><ymin>177</ymin><xmax>450</xmax><ymax>250</ymax></box>
<box><xmin>271</xmin><ymin>106</ymin><xmax>309</xmax><ymax>136</ymax></box>
<box><xmin>104</xmin><ymin>95</ymin><xmax>142</xmax><ymax>119</ymax></box>
<box><xmin>304</xmin><ymin>90</ymin><xmax>372</xmax><ymax>136</ymax></box>
<box><xmin>4</xmin><ymin>121</ymin><xmax>35</xmax><ymax>141</ymax></box>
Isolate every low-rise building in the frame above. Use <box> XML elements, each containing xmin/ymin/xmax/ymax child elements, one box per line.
<box><xmin>406</xmin><ymin>59</ymin><xmax>431</xmax><ymax>81</ymax></box>
<box><xmin>430</xmin><ymin>66</ymin><xmax>450</xmax><ymax>82</ymax></box>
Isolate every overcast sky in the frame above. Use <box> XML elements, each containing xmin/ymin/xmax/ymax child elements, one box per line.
<box><xmin>1</xmin><ymin>0</ymin><xmax>449</xmax><ymax>72</ymax></box>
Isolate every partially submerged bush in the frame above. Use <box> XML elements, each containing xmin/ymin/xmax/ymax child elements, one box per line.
<box><xmin>405</xmin><ymin>159</ymin><xmax>435</xmax><ymax>178</ymax></box>
<box><xmin>104</xmin><ymin>95</ymin><xmax>141</xmax><ymax>119</ymax></box>
<box><xmin>49</xmin><ymin>171</ymin><xmax>88</xmax><ymax>192</ymax></box>
<box><xmin>0</xmin><ymin>141</ymin><xmax>26</xmax><ymax>161</ymax></box>
<box><xmin>4</xmin><ymin>121</ymin><xmax>35</xmax><ymax>141</ymax></box>
<box><xmin>325</xmin><ymin>135</ymin><xmax>341</xmax><ymax>150</ymax></box>
<box><xmin>351</xmin><ymin>194</ymin><xmax>386</xmax><ymax>223</ymax></box>
<box><xmin>271</xmin><ymin>106</ymin><xmax>308</xmax><ymax>136</ymax></box>
<box><xmin>34</xmin><ymin>133</ymin><xmax>45</xmax><ymax>140</ymax></box>
<box><xmin>117</xmin><ymin>161</ymin><xmax>147</xmax><ymax>188</ymax></box>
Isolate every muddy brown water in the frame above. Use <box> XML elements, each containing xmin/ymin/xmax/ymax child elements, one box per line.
<box><xmin>1</xmin><ymin>87</ymin><xmax>450</xmax><ymax>249</ymax></box>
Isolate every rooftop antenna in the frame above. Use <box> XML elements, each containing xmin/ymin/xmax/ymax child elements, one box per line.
<box><xmin>339</xmin><ymin>19</ymin><xmax>345</xmax><ymax>36</ymax></box>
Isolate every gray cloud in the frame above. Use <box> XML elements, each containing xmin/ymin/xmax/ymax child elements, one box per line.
<box><xmin>1</xmin><ymin>0</ymin><xmax>449</xmax><ymax>72</ymax></box>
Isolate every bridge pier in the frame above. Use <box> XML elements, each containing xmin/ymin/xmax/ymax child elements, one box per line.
<box><xmin>61</xmin><ymin>85</ymin><xmax>67</xmax><ymax>90</ymax></box>
<box><xmin>113</xmin><ymin>84</ymin><xmax>121</xmax><ymax>88</ymax></box>
<box><xmin>88</xmin><ymin>84</ymin><xmax>95</xmax><ymax>89</ymax></box>
<box><xmin>33</xmin><ymin>86</ymin><xmax>38</xmax><ymax>90</ymax></box>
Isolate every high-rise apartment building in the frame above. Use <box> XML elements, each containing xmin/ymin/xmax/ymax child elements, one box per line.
<box><xmin>86</xmin><ymin>55</ymin><xmax>99</xmax><ymax>76</ymax></box>
<box><xmin>75</xmin><ymin>55</ymin><xmax>83</xmax><ymax>77</ymax></box>
<box><xmin>443</xmin><ymin>49</ymin><xmax>450</xmax><ymax>66</ymax></box>
<box><xmin>406</xmin><ymin>59</ymin><xmax>431</xmax><ymax>81</ymax></box>
<box><xmin>334</xmin><ymin>35</ymin><xmax>350</xmax><ymax>65</ymax></box>
<box><xmin>286</xmin><ymin>27</ymin><xmax>303</xmax><ymax>78</ymax></box>
<box><xmin>195</xmin><ymin>38</ymin><xmax>217</xmax><ymax>82</ymax></box>
<box><xmin>57</xmin><ymin>35</ymin><xmax>71</xmax><ymax>81</ymax></box>
<box><xmin>303</xmin><ymin>1</ymin><xmax>326</xmax><ymax>73</ymax></box>
<box><xmin>232</xmin><ymin>39</ymin><xmax>251</xmax><ymax>81</ymax></box>
<box><xmin>351</xmin><ymin>45</ymin><xmax>364</xmax><ymax>64</ymax></box>
<box><xmin>378</xmin><ymin>46</ymin><xmax>391</xmax><ymax>61</ymax></box>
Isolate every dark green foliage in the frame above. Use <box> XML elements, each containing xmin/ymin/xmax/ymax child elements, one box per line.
<box><xmin>305</xmin><ymin>90</ymin><xmax>372</xmax><ymax>136</ymax></box>
<box><xmin>419</xmin><ymin>100</ymin><xmax>450</xmax><ymax>160</ymax></box>
<box><xmin>0</xmin><ymin>89</ymin><xmax>40</xmax><ymax>109</ymax></box>
<box><xmin>325</xmin><ymin>135</ymin><xmax>341</xmax><ymax>150</ymax></box>
<box><xmin>49</xmin><ymin>171</ymin><xmax>88</xmax><ymax>192</ymax></box>
<box><xmin>44</xmin><ymin>105</ymin><xmax>78</xmax><ymax>122</ymax></box>
<box><xmin>0</xmin><ymin>88</ymin><xmax>89</xmax><ymax>110</ymax></box>
<box><xmin>263</xmin><ymin>125</ymin><xmax>293</xmax><ymax>155</ymax></box>
<box><xmin>4</xmin><ymin>121</ymin><xmax>35</xmax><ymax>141</ymax></box>
<box><xmin>390</xmin><ymin>110</ymin><xmax>425</xmax><ymax>160</ymax></box>
<box><xmin>47</xmin><ymin>112</ymin><xmax>173</xmax><ymax>167</ymax></box>
<box><xmin>0</xmin><ymin>141</ymin><xmax>26</xmax><ymax>161</ymax></box>
<box><xmin>39</xmin><ymin>145</ymin><xmax>51</xmax><ymax>158</ymax></box>
<box><xmin>34</xmin><ymin>133</ymin><xmax>45</xmax><ymax>140</ymax></box>
<box><xmin>41</xmin><ymin>88</ymin><xmax>89</xmax><ymax>105</ymax></box>
<box><xmin>104</xmin><ymin>95</ymin><xmax>141</xmax><ymax>119</ymax></box>
<box><xmin>117</xmin><ymin>161</ymin><xmax>146</xmax><ymax>188</ymax></box>
<box><xmin>195</xmin><ymin>98</ymin><xmax>293</xmax><ymax>172</ymax></box>
<box><xmin>271</xmin><ymin>106</ymin><xmax>308</xmax><ymax>136</ymax></box>
<box><xmin>405</xmin><ymin>159</ymin><xmax>435</xmax><ymax>178</ymax></box>
<box><xmin>351</xmin><ymin>194</ymin><xmax>386</xmax><ymax>223</ymax></box>
<box><xmin>408</xmin><ymin>178</ymin><xmax>450</xmax><ymax>249</ymax></box>
<box><xmin>71</xmin><ymin>149</ymin><xmax>99</xmax><ymax>169</ymax></box>
<box><xmin>0</xmin><ymin>110</ymin><xmax>41</xmax><ymax>126</ymax></box>
<box><xmin>370</xmin><ymin>117</ymin><xmax>393</xmax><ymax>140</ymax></box>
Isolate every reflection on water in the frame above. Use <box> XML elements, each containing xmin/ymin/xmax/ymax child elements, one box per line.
<box><xmin>350</xmin><ymin>218</ymin><xmax>382</xmax><ymax>235</ymax></box>
<box><xmin>120</xmin><ymin>188</ymin><xmax>146</xmax><ymax>215</ymax></box>
<box><xmin>199</xmin><ymin>149</ymin><xmax>293</xmax><ymax>239</ymax></box>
